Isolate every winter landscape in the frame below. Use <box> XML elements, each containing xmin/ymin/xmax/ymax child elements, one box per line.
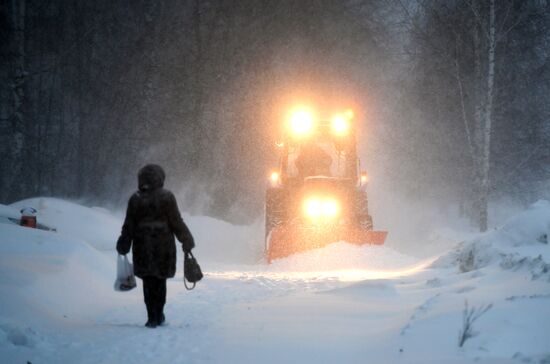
<box><xmin>1</xmin><ymin>198</ymin><xmax>549</xmax><ymax>363</ymax></box>
<box><xmin>1</xmin><ymin>1</ymin><xmax>549</xmax><ymax>363</ymax></box>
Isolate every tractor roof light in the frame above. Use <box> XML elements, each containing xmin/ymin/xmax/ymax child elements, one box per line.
<box><xmin>332</xmin><ymin>114</ymin><xmax>351</xmax><ymax>136</ymax></box>
<box><xmin>289</xmin><ymin>109</ymin><xmax>314</xmax><ymax>136</ymax></box>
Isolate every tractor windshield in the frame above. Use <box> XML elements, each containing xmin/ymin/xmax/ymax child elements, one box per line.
<box><xmin>287</xmin><ymin>140</ymin><xmax>348</xmax><ymax>179</ymax></box>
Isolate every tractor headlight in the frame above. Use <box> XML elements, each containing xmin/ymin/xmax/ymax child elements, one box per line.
<box><xmin>290</xmin><ymin>109</ymin><xmax>314</xmax><ymax>136</ymax></box>
<box><xmin>304</xmin><ymin>198</ymin><xmax>322</xmax><ymax>218</ymax></box>
<box><xmin>322</xmin><ymin>199</ymin><xmax>339</xmax><ymax>217</ymax></box>
<box><xmin>303</xmin><ymin>197</ymin><xmax>340</xmax><ymax>219</ymax></box>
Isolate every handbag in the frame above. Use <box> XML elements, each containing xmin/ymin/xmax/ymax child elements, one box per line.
<box><xmin>184</xmin><ymin>251</ymin><xmax>203</xmax><ymax>290</ymax></box>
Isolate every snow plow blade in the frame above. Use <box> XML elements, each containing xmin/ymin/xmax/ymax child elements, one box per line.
<box><xmin>267</xmin><ymin>226</ymin><xmax>387</xmax><ymax>263</ymax></box>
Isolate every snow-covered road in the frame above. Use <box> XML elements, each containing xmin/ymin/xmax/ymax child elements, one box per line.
<box><xmin>1</xmin><ymin>198</ymin><xmax>549</xmax><ymax>363</ymax></box>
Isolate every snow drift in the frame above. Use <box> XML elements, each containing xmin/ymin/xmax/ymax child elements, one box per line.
<box><xmin>6</xmin><ymin>197</ymin><xmax>264</xmax><ymax>264</ymax></box>
<box><xmin>9</xmin><ymin>198</ymin><xmax>121</xmax><ymax>251</ymax></box>
<box><xmin>433</xmin><ymin>200</ymin><xmax>550</xmax><ymax>279</ymax></box>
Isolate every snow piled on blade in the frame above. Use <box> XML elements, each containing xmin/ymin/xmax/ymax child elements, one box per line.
<box><xmin>269</xmin><ymin>242</ymin><xmax>418</xmax><ymax>271</ymax></box>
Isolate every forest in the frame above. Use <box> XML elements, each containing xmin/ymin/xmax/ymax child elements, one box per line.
<box><xmin>1</xmin><ymin>0</ymin><xmax>549</xmax><ymax>229</ymax></box>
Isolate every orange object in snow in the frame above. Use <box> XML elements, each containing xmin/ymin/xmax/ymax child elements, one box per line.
<box><xmin>20</xmin><ymin>207</ymin><xmax>37</xmax><ymax>228</ymax></box>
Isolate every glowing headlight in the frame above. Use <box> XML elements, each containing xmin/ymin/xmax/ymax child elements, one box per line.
<box><xmin>304</xmin><ymin>197</ymin><xmax>340</xmax><ymax>219</ymax></box>
<box><xmin>304</xmin><ymin>198</ymin><xmax>322</xmax><ymax>218</ymax></box>
<box><xmin>290</xmin><ymin>109</ymin><xmax>314</xmax><ymax>136</ymax></box>
<box><xmin>332</xmin><ymin>115</ymin><xmax>350</xmax><ymax>136</ymax></box>
<box><xmin>360</xmin><ymin>172</ymin><xmax>368</xmax><ymax>185</ymax></box>
<box><xmin>322</xmin><ymin>199</ymin><xmax>339</xmax><ymax>217</ymax></box>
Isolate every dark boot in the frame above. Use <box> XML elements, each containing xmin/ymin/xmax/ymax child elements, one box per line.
<box><xmin>158</xmin><ymin>311</ymin><xmax>165</xmax><ymax>326</ymax></box>
<box><xmin>145</xmin><ymin>303</ymin><xmax>158</xmax><ymax>328</ymax></box>
<box><xmin>153</xmin><ymin>299</ymin><xmax>165</xmax><ymax>326</ymax></box>
<box><xmin>145</xmin><ymin>318</ymin><xmax>157</xmax><ymax>328</ymax></box>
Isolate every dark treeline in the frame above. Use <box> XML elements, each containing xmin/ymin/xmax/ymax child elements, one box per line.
<box><xmin>1</xmin><ymin>0</ymin><xmax>549</xmax><ymax>228</ymax></box>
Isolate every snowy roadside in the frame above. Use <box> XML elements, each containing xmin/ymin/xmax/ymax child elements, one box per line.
<box><xmin>0</xmin><ymin>198</ymin><xmax>549</xmax><ymax>363</ymax></box>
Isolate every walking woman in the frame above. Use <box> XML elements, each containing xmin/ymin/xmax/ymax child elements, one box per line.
<box><xmin>116</xmin><ymin>164</ymin><xmax>195</xmax><ymax>328</ymax></box>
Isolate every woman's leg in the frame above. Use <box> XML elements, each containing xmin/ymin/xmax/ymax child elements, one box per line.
<box><xmin>154</xmin><ymin>278</ymin><xmax>167</xmax><ymax>325</ymax></box>
<box><xmin>142</xmin><ymin>276</ymin><xmax>157</xmax><ymax>327</ymax></box>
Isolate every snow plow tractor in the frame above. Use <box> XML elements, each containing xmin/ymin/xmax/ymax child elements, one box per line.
<box><xmin>265</xmin><ymin>107</ymin><xmax>387</xmax><ymax>263</ymax></box>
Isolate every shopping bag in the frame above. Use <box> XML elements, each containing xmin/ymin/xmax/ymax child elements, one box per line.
<box><xmin>114</xmin><ymin>254</ymin><xmax>136</xmax><ymax>291</ymax></box>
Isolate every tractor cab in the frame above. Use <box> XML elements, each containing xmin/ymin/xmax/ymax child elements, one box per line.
<box><xmin>279</xmin><ymin>109</ymin><xmax>357</xmax><ymax>184</ymax></box>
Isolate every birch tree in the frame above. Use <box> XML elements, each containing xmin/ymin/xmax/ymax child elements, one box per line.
<box><xmin>403</xmin><ymin>0</ymin><xmax>534</xmax><ymax>231</ymax></box>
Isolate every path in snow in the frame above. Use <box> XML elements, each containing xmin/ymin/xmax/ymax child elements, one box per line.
<box><xmin>25</xmin><ymin>253</ymin><xmax>434</xmax><ymax>364</ymax></box>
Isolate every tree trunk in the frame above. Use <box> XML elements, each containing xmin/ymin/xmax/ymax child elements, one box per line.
<box><xmin>74</xmin><ymin>1</ymin><xmax>86</xmax><ymax>197</ymax></box>
<box><xmin>467</xmin><ymin>0</ymin><xmax>483</xmax><ymax>228</ymax></box>
<box><xmin>478</xmin><ymin>0</ymin><xmax>496</xmax><ymax>232</ymax></box>
<box><xmin>10</xmin><ymin>0</ymin><xmax>26</xmax><ymax>200</ymax></box>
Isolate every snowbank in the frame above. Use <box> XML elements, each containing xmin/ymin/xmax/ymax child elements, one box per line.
<box><xmin>432</xmin><ymin>200</ymin><xmax>550</xmax><ymax>279</ymax></box>
<box><xmin>0</xmin><ymin>222</ymin><xmax>117</xmax><ymax>322</ymax></box>
<box><xmin>4</xmin><ymin>197</ymin><xmax>264</xmax><ymax>265</ymax></box>
<box><xmin>0</xmin><ymin>204</ymin><xmax>21</xmax><ymax>228</ymax></box>
<box><xmin>9</xmin><ymin>198</ymin><xmax>121</xmax><ymax>251</ymax></box>
<box><xmin>0</xmin><ymin>204</ymin><xmax>20</xmax><ymax>220</ymax></box>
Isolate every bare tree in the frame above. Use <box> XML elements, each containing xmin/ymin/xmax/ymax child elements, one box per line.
<box><xmin>398</xmin><ymin>0</ymin><xmax>541</xmax><ymax>231</ymax></box>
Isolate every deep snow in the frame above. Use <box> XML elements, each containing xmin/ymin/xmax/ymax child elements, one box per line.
<box><xmin>0</xmin><ymin>197</ymin><xmax>549</xmax><ymax>363</ymax></box>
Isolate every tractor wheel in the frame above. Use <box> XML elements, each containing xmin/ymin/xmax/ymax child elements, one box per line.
<box><xmin>265</xmin><ymin>188</ymin><xmax>286</xmax><ymax>250</ymax></box>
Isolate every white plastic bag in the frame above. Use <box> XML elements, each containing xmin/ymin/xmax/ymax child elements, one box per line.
<box><xmin>114</xmin><ymin>254</ymin><xmax>136</xmax><ymax>291</ymax></box>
